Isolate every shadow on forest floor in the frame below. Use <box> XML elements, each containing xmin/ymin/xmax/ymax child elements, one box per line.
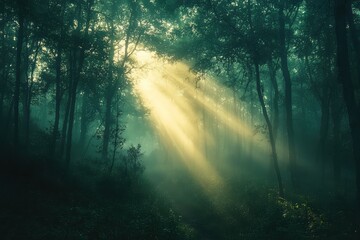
<box><xmin>0</xmin><ymin>147</ymin><xmax>359</xmax><ymax>240</ymax></box>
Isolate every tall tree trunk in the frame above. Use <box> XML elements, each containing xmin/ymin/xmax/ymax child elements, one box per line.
<box><xmin>267</xmin><ymin>61</ymin><xmax>279</xmax><ymax>141</ymax></box>
<box><xmin>0</xmin><ymin>1</ymin><xmax>7</xmax><ymax>136</ymax></box>
<box><xmin>102</xmin><ymin>2</ymin><xmax>140</xmax><ymax>161</ymax></box>
<box><xmin>346</xmin><ymin>1</ymin><xmax>360</xmax><ymax>86</ymax></box>
<box><xmin>109</xmin><ymin>95</ymin><xmax>121</xmax><ymax>175</ymax></box>
<box><xmin>102</xmin><ymin>16</ymin><xmax>115</xmax><ymax>161</ymax></box>
<box><xmin>318</xmin><ymin>97</ymin><xmax>330</xmax><ymax>180</ymax></box>
<box><xmin>49</xmin><ymin>2</ymin><xmax>65</xmax><ymax>158</ymax></box>
<box><xmin>278</xmin><ymin>0</ymin><xmax>297</xmax><ymax>185</ymax></box>
<box><xmin>0</xmin><ymin>0</ymin><xmax>4</xmax><ymax>119</ymax></box>
<box><xmin>64</xmin><ymin>0</ymin><xmax>93</xmax><ymax>168</ymax></box>
<box><xmin>334</xmin><ymin>0</ymin><xmax>360</xmax><ymax>210</ymax></box>
<box><xmin>102</xmin><ymin>90</ymin><xmax>112</xmax><ymax>161</ymax></box>
<box><xmin>254</xmin><ymin>61</ymin><xmax>284</xmax><ymax>198</ymax></box>
<box><xmin>50</xmin><ymin>42</ymin><xmax>62</xmax><ymax>157</ymax></box>
<box><xmin>24</xmin><ymin>41</ymin><xmax>40</xmax><ymax>149</ymax></box>
<box><xmin>65</xmin><ymin>56</ymin><xmax>78</xmax><ymax>169</ymax></box>
<box><xmin>78</xmin><ymin>91</ymin><xmax>89</xmax><ymax>149</ymax></box>
<box><xmin>331</xmin><ymin>94</ymin><xmax>342</xmax><ymax>192</ymax></box>
<box><xmin>249</xmin><ymin>70</ymin><xmax>254</xmax><ymax>160</ymax></box>
<box><xmin>60</xmin><ymin>89</ymin><xmax>71</xmax><ymax>159</ymax></box>
<box><xmin>22</xmin><ymin>33</ymin><xmax>30</xmax><ymax>149</ymax></box>
<box><xmin>65</xmin><ymin>47</ymin><xmax>85</xmax><ymax>169</ymax></box>
<box><xmin>14</xmin><ymin>2</ymin><xmax>25</xmax><ymax>147</ymax></box>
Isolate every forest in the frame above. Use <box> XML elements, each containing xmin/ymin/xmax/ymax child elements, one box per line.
<box><xmin>1</xmin><ymin>0</ymin><xmax>360</xmax><ymax>239</ymax></box>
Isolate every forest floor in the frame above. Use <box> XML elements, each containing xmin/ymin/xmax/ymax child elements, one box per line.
<box><xmin>0</xmin><ymin>151</ymin><xmax>359</xmax><ymax>240</ymax></box>
<box><xmin>0</xmin><ymin>151</ymin><xmax>194</xmax><ymax>240</ymax></box>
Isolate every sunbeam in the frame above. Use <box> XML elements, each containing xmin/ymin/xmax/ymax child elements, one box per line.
<box><xmin>133</xmin><ymin>54</ymin><xmax>224</xmax><ymax>196</ymax></box>
<box><xmin>131</xmin><ymin>50</ymin><xmax>292</xmax><ymax>214</ymax></box>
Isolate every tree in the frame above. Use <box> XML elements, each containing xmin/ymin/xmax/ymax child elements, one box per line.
<box><xmin>154</xmin><ymin>0</ymin><xmax>285</xmax><ymax>196</ymax></box>
<box><xmin>64</xmin><ymin>0</ymin><xmax>94</xmax><ymax>169</ymax></box>
<box><xmin>0</xmin><ymin>0</ymin><xmax>17</xmax><ymax>142</ymax></box>
<box><xmin>100</xmin><ymin>0</ymin><xmax>143</xmax><ymax>161</ymax></box>
<box><xmin>334</xmin><ymin>0</ymin><xmax>360</xmax><ymax>208</ymax></box>
<box><xmin>48</xmin><ymin>0</ymin><xmax>67</xmax><ymax>158</ymax></box>
<box><xmin>277</xmin><ymin>0</ymin><xmax>300</xmax><ymax>186</ymax></box>
<box><xmin>13</xmin><ymin>0</ymin><xmax>27</xmax><ymax>147</ymax></box>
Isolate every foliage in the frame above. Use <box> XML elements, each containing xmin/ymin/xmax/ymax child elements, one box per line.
<box><xmin>120</xmin><ymin>144</ymin><xmax>144</xmax><ymax>182</ymax></box>
<box><xmin>1</xmin><ymin>0</ymin><xmax>360</xmax><ymax>239</ymax></box>
<box><xmin>0</xmin><ymin>149</ymin><xmax>194</xmax><ymax>240</ymax></box>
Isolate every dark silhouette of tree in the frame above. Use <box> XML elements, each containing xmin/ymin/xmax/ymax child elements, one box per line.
<box><xmin>334</xmin><ymin>0</ymin><xmax>360</xmax><ymax>209</ymax></box>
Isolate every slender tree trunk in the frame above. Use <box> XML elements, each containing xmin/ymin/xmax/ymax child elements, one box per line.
<box><xmin>109</xmin><ymin>97</ymin><xmax>120</xmax><ymax>175</ymax></box>
<box><xmin>65</xmin><ymin>65</ymin><xmax>78</xmax><ymax>169</ymax></box>
<box><xmin>0</xmin><ymin>48</ymin><xmax>9</xmax><ymax>143</ymax></box>
<box><xmin>334</xmin><ymin>0</ymin><xmax>360</xmax><ymax>210</ymax></box>
<box><xmin>65</xmin><ymin>48</ymin><xmax>85</xmax><ymax>169</ymax></box>
<box><xmin>64</xmin><ymin>0</ymin><xmax>93</xmax><ymax>168</ymax></box>
<box><xmin>102</xmin><ymin>18</ymin><xmax>115</xmax><ymax>161</ymax></box>
<box><xmin>0</xmin><ymin>71</ymin><xmax>5</xmax><ymax>130</ymax></box>
<box><xmin>4</xmin><ymin>99</ymin><xmax>14</xmax><ymax>142</ymax></box>
<box><xmin>278</xmin><ymin>0</ymin><xmax>297</xmax><ymax>186</ymax></box>
<box><xmin>254</xmin><ymin>61</ymin><xmax>284</xmax><ymax>198</ymax></box>
<box><xmin>346</xmin><ymin>1</ymin><xmax>360</xmax><ymax>86</ymax></box>
<box><xmin>50</xmin><ymin>42</ymin><xmax>62</xmax><ymax>157</ymax></box>
<box><xmin>24</xmin><ymin>41</ymin><xmax>40</xmax><ymax>149</ymax></box>
<box><xmin>318</xmin><ymin>97</ymin><xmax>330</xmax><ymax>180</ymax></box>
<box><xmin>267</xmin><ymin>61</ymin><xmax>279</xmax><ymax>141</ymax></box>
<box><xmin>60</xmin><ymin>89</ymin><xmax>71</xmax><ymax>159</ymax></box>
<box><xmin>0</xmin><ymin>2</ymin><xmax>7</xmax><ymax>135</ymax></box>
<box><xmin>248</xmin><ymin>66</ymin><xmax>254</xmax><ymax>160</ymax></box>
<box><xmin>22</xmin><ymin>33</ymin><xmax>30</xmax><ymax>149</ymax></box>
<box><xmin>78</xmin><ymin>92</ymin><xmax>89</xmax><ymax>148</ymax></box>
<box><xmin>50</xmin><ymin>1</ymin><xmax>65</xmax><ymax>158</ymax></box>
<box><xmin>102</xmin><ymin>2</ymin><xmax>140</xmax><ymax>161</ymax></box>
<box><xmin>102</xmin><ymin>92</ymin><xmax>112</xmax><ymax>161</ymax></box>
<box><xmin>331</xmin><ymin>96</ymin><xmax>342</xmax><ymax>192</ymax></box>
<box><xmin>14</xmin><ymin>3</ymin><xmax>25</xmax><ymax>147</ymax></box>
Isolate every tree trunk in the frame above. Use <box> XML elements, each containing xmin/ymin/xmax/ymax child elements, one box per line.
<box><xmin>267</xmin><ymin>61</ymin><xmax>279</xmax><ymax>141</ymax></box>
<box><xmin>22</xmin><ymin>33</ymin><xmax>30</xmax><ymax>149</ymax></box>
<box><xmin>102</xmin><ymin>91</ymin><xmax>112</xmax><ymax>161</ymax></box>
<box><xmin>60</xmin><ymin>88</ymin><xmax>71</xmax><ymax>159</ymax></box>
<box><xmin>102</xmin><ymin>17</ymin><xmax>115</xmax><ymax>161</ymax></box>
<box><xmin>64</xmin><ymin>0</ymin><xmax>93</xmax><ymax>168</ymax></box>
<box><xmin>14</xmin><ymin>2</ymin><xmax>25</xmax><ymax>147</ymax></box>
<box><xmin>65</xmin><ymin>61</ymin><xmax>78</xmax><ymax>170</ymax></box>
<box><xmin>331</xmin><ymin>95</ymin><xmax>342</xmax><ymax>192</ymax></box>
<box><xmin>254</xmin><ymin>61</ymin><xmax>284</xmax><ymax>198</ymax></box>
<box><xmin>318</xmin><ymin>97</ymin><xmax>330</xmax><ymax>181</ymax></box>
<box><xmin>346</xmin><ymin>1</ymin><xmax>360</xmax><ymax>86</ymax></box>
<box><xmin>0</xmin><ymin>2</ymin><xmax>7</xmax><ymax>136</ymax></box>
<box><xmin>109</xmin><ymin>96</ymin><xmax>121</xmax><ymax>175</ymax></box>
<box><xmin>278</xmin><ymin>0</ymin><xmax>297</xmax><ymax>186</ymax></box>
<box><xmin>248</xmin><ymin>65</ymin><xmax>254</xmax><ymax>160</ymax></box>
<box><xmin>49</xmin><ymin>1</ymin><xmax>65</xmax><ymax>158</ymax></box>
<box><xmin>50</xmin><ymin>42</ymin><xmax>62</xmax><ymax>157</ymax></box>
<box><xmin>78</xmin><ymin>91</ymin><xmax>89</xmax><ymax>149</ymax></box>
<box><xmin>24</xmin><ymin>41</ymin><xmax>40</xmax><ymax>149</ymax></box>
<box><xmin>334</xmin><ymin>0</ymin><xmax>360</xmax><ymax>209</ymax></box>
<box><xmin>65</xmin><ymin>47</ymin><xmax>85</xmax><ymax>169</ymax></box>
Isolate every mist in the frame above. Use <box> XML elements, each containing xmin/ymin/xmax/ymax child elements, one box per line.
<box><xmin>1</xmin><ymin>0</ymin><xmax>360</xmax><ymax>239</ymax></box>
